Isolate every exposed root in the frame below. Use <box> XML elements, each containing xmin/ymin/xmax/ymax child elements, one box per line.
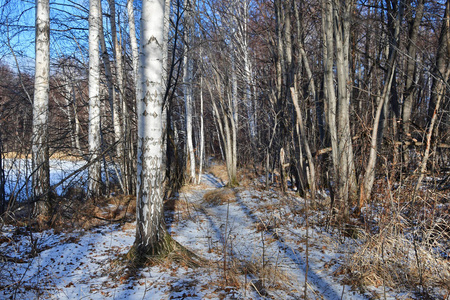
<box><xmin>125</xmin><ymin>232</ymin><xmax>205</xmax><ymax>269</ymax></box>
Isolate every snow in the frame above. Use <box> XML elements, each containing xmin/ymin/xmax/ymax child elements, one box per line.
<box><xmin>0</xmin><ymin>172</ymin><xmax>437</xmax><ymax>299</ymax></box>
<box><xmin>3</xmin><ymin>159</ymin><xmax>87</xmax><ymax>200</ymax></box>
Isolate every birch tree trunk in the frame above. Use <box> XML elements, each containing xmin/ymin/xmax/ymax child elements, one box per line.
<box><xmin>107</xmin><ymin>0</ymin><xmax>124</xmax><ymax>161</ymax></box>
<box><xmin>126</xmin><ymin>0</ymin><xmax>140</xmax><ymax>195</ymax></box>
<box><xmin>183</xmin><ymin>0</ymin><xmax>196</xmax><ymax>182</ymax></box>
<box><xmin>127</xmin><ymin>0</ymin><xmax>139</xmax><ymax>89</ymax></box>
<box><xmin>133</xmin><ymin>0</ymin><xmax>170</xmax><ymax>256</ymax></box>
<box><xmin>32</xmin><ymin>0</ymin><xmax>50</xmax><ymax>216</ymax></box>
<box><xmin>198</xmin><ymin>73</ymin><xmax>204</xmax><ymax>184</ymax></box>
<box><xmin>88</xmin><ymin>0</ymin><xmax>102</xmax><ymax>196</ymax></box>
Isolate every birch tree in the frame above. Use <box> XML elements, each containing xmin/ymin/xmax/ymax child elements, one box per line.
<box><xmin>107</xmin><ymin>0</ymin><xmax>124</xmax><ymax>162</ymax></box>
<box><xmin>32</xmin><ymin>0</ymin><xmax>50</xmax><ymax>216</ymax></box>
<box><xmin>133</xmin><ymin>0</ymin><xmax>171</xmax><ymax>256</ymax></box>
<box><xmin>125</xmin><ymin>0</ymin><xmax>140</xmax><ymax>195</ymax></box>
<box><xmin>183</xmin><ymin>0</ymin><xmax>196</xmax><ymax>182</ymax></box>
<box><xmin>88</xmin><ymin>0</ymin><xmax>102</xmax><ymax>196</ymax></box>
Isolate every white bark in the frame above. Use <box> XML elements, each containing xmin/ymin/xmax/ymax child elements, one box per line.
<box><xmin>198</xmin><ymin>73</ymin><xmax>205</xmax><ymax>184</ymax></box>
<box><xmin>135</xmin><ymin>0</ymin><xmax>167</xmax><ymax>252</ymax></box>
<box><xmin>107</xmin><ymin>0</ymin><xmax>124</xmax><ymax>160</ymax></box>
<box><xmin>242</xmin><ymin>1</ymin><xmax>257</xmax><ymax>142</ymax></box>
<box><xmin>126</xmin><ymin>0</ymin><xmax>140</xmax><ymax>195</ymax></box>
<box><xmin>183</xmin><ymin>0</ymin><xmax>196</xmax><ymax>182</ymax></box>
<box><xmin>322</xmin><ymin>0</ymin><xmax>338</xmax><ymax>174</ymax></box>
<box><xmin>32</xmin><ymin>0</ymin><xmax>50</xmax><ymax>215</ymax></box>
<box><xmin>127</xmin><ymin>0</ymin><xmax>140</xmax><ymax>93</ymax></box>
<box><xmin>88</xmin><ymin>0</ymin><xmax>102</xmax><ymax>196</ymax></box>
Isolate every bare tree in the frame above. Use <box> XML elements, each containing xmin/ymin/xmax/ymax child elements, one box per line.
<box><xmin>88</xmin><ymin>0</ymin><xmax>102</xmax><ymax>196</ymax></box>
<box><xmin>32</xmin><ymin>0</ymin><xmax>50</xmax><ymax>216</ymax></box>
<box><xmin>322</xmin><ymin>0</ymin><xmax>357</xmax><ymax>218</ymax></box>
<box><xmin>416</xmin><ymin>0</ymin><xmax>450</xmax><ymax>190</ymax></box>
<box><xmin>183</xmin><ymin>0</ymin><xmax>196</xmax><ymax>182</ymax></box>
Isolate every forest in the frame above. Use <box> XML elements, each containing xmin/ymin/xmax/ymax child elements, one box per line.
<box><xmin>0</xmin><ymin>0</ymin><xmax>449</xmax><ymax>299</ymax></box>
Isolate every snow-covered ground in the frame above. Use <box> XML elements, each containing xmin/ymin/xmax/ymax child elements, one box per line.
<box><xmin>3</xmin><ymin>158</ymin><xmax>87</xmax><ymax>200</ymax></box>
<box><xmin>0</xmin><ymin>173</ymin><xmax>443</xmax><ymax>299</ymax></box>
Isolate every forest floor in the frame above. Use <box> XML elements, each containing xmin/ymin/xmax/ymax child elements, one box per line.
<box><xmin>0</xmin><ymin>163</ymin><xmax>449</xmax><ymax>299</ymax></box>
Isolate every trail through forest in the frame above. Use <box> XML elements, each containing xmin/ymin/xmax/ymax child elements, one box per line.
<box><xmin>0</xmin><ymin>171</ymin><xmax>446</xmax><ymax>299</ymax></box>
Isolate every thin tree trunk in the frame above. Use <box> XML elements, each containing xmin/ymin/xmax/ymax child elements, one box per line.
<box><xmin>32</xmin><ymin>0</ymin><xmax>50</xmax><ymax>216</ymax></box>
<box><xmin>402</xmin><ymin>0</ymin><xmax>425</xmax><ymax>140</ymax></box>
<box><xmin>322</xmin><ymin>0</ymin><xmax>339</xmax><ymax>190</ymax></box>
<box><xmin>126</xmin><ymin>0</ymin><xmax>140</xmax><ymax>195</ymax></box>
<box><xmin>417</xmin><ymin>0</ymin><xmax>450</xmax><ymax>190</ymax></box>
<box><xmin>107</xmin><ymin>0</ymin><xmax>124</xmax><ymax>162</ymax></box>
<box><xmin>334</xmin><ymin>0</ymin><xmax>357</xmax><ymax>210</ymax></box>
<box><xmin>183</xmin><ymin>0</ymin><xmax>196</xmax><ymax>182</ymax></box>
<box><xmin>291</xmin><ymin>87</ymin><xmax>317</xmax><ymax>196</ymax></box>
<box><xmin>294</xmin><ymin>1</ymin><xmax>323</xmax><ymax>145</ymax></box>
<box><xmin>88</xmin><ymin>0</ymin><xmax>102</xmax><ymax>196</ymax></box>
<box><xmin>361</xmin><ymin>59</ymin><xmax>396</xmax><ymax>207</ymax></box>
<box><xmin>198</xmin><ymin>74</ymin><xmax>205</xmax><ymax>184</ymax></box>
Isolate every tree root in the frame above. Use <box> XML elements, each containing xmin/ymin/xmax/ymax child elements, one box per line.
<box><xmin>125</xmin><ymin>232</ymin><xmax>205</xmax><ymax>269</ymax></box>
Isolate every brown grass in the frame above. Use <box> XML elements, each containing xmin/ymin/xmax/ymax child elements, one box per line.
<box><xmin>3</xmin><ymin>151</ymin><xmax>84</xmax><ymax>161</ymax></box>
<box><xmin>47</xmin><ymin>194</ymin><xmax>136</xmax><ymax>232</ymax></box>
<box><xmin>207</xmin><ymin>163</ymin><xmax>229</xmax><ymax>184</ymax></box>
<box><xmin>222</xmin><ymin>256</ymin><xmax>300</xmax><ymax>297</ymax></box>
<box><xmin>203</xmin><ymin>188</ymin><xmax>236</xmax><ymax>206</ymax></box>
<box><xmin>339</xmin><ymin>220</ymin><xmax>450</xmax><ymax>297</ymax></box>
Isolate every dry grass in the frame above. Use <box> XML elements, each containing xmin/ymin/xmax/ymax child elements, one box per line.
<box><xmin>339</xmin><ymin>219</ymin><xmax>450</xmax><ymax>297</ymax></box>
<box><xmin>207</xmin><ymin>163</ymin><xmax>229</xmax><ymax>184</ymax></box>
<box><xmin>3</xmin><ymin>151</ymin><xmax>84</xmax><ymax>161</ymax></box>
<box><xmin>203</xmin><ymin>188</ymin><xmax>236</xmax><ymax>206</ymax></box>
<box><xmin>44</xmin><ymin>194</ymin><xmax>136</xmax><ymax>232</ymax></box>
<box><xmin>222</xmin><ymin>256</ymin><xmax>300</xmax><ymax>297</ymax></box>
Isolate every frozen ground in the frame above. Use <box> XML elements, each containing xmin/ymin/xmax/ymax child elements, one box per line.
<box><xmin>0</xmin><ymin>173</ymin><xmax>431</xmax><ymax>299</ymax></box>
<box><xmin>3</xmin><ymin>159</ymin><xmax>88</xmax><ymax>200</ymax></box>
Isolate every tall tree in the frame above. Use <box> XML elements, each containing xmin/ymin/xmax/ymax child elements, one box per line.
<box><xmin>125</xmin><ymin>0</ymin><xmax>140</xmax><ymax>195</ymax></box>
<box><xmin>322</xmin><ymin>0</ymin><xmax>357</xmax><ymax>217</ymax></box>
<box><xmin>88</xmin><ymin>0</ymin><xmax>102</xmax><ymax>196</ymax></box>
<box><xmin>107</xmin><ymin>0</ymin><xmax>125</xmax><ymax>163</ymax></box>
<box><xmin>133</xmin><ymin>0</ymin><xmax>170</xmax><ymax>256</ymax></box>
<box><xmin>32</xmin><ymin>0</ymin><xmax>50</xmax><ymax>216</ymax></box>
<box><xmin>183</xmin><ymin>0</ymin><xmax>196</xmax><ymax>182</ymax></box>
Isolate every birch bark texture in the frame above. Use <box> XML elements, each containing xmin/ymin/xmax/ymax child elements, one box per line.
<box><xmin>183</xmin><ymin>0</ymin><xmax>196</xmax><ymax>182</ymax></box>
<box><xmin>134</xmin><ymin>0</ymin><xmax>167</xmax><ymax>253</ymax></box>
<box><xmin>88</xmin><ymin>0</ymin><xmax>102</xmax><ymax>196</ymax></box>
<box><xmin>32</xmin><ymin>0</ymin><xmax>50</xmax><ymax>216</ymax></box>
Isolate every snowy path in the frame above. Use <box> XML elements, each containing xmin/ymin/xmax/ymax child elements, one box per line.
<box><xmin>1</xmin><ymin>173</ymin><xmax>372</xmax><ymax>299</ymax></box>
<box><xmin>170</xmin><ymin>174</ymin><xmax>366</xmax><ymax>300</ymax></box>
